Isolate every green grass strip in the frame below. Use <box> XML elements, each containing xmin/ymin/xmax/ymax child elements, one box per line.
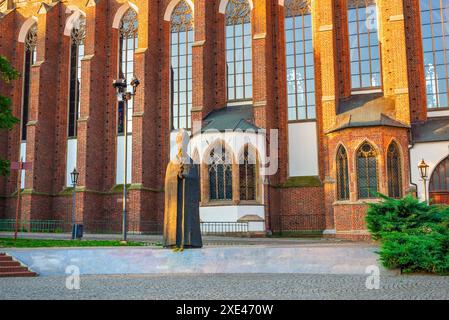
<box><xmin>0</xmin><ymin>238</ymin><xmax>147</xmax><ymax>248</ymax></box>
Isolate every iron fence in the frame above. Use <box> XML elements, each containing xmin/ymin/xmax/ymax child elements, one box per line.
<box><xmin>83</xmin><ymin>220</ymin><xmax>162</xmax><ymax>235</ymax></box>
<box><xmin>201</xmin><ymin>221</ymin><xmax>249</xmax><ymax>236</ymax></box>
<box><xmin>0</xmin><ymin>219</ymin><xmax>250</xmax><ymax>236</ymax></box>
<box><xmin>0</xmin><ymin>219</ymin><xmax>70</xmax><ymax>233</ymax></box>
<box><xmin>0</xmin><ymin>219</ymin><xmax>162</xmax><ymax>235</ymax></box>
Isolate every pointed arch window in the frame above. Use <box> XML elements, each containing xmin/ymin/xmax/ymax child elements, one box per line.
<box><xmin>170</xmin><ymin>0</ymin><xmax>194</xmax><ymax>130</ymax></box>
<box><xmin>285</xmin><ymin>0</ymin><xmax>316</xmax><ymax>121</ymax></box>
<box><xmin>21</xmin><ymin>24</ymin><xmax>37</xmax><ymax>141</ymax></box>
<box><xmin>357</xmin><ymin>142</ymin><xmax>378</xmax><ymax>198</ymax></box>
<box><xmin>225</xmin><ymin>0</ymin><xmax>252</xmax><ymax>101</ymax></box>
<box><xmin>348</xmin><ymin>0</ymin><xmax>381</xmax><ymax>90</ymax></box>
<box><xmin>118</xmin><ymin>8</ymin><xmax>138</xmax><ymax>134</ymax></box>
<box><xmin>239</xmin><ymin>145</ymin><xmax>256</xmax><ymax>201</ymax></box>
<box><xmin>420</xmin><ymin>0</ymin><xmax>449</xmax><ymax>109</ymax></box>
<box><xmin>209</xmin><ymin>142</ymin><xmax>233</xmax><ymax>201</ymax></box>
<box><xmin>68</xmin><ymin>16</ymin><xmax>86</xmax><ymax>138</ymax></box>
<box><xmin>430</xmin><ymin>156</ymin><xmax>449</xmax><ymax>193</ymax></box>
<box><xmin>387</xmin><ymin>142</ymin><xmax>402</xmax><ymax>198</ymax></box>
<box><xmin>336</xmin><ymin>145</ymin><xmax>350</xmax><ymax>200</ymax></box>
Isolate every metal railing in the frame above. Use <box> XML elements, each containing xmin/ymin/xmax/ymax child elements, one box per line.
<box><xmin>0</xmin><ymin>219</ymin><xmax>250</xmax><ymax>236</ymax></box>
<box><xmin>0</xmin><ymin>219</ymin><xmax>162</xmax><ymax>235</ymax></box>
<box><xmin>0</xmin><ymin>219</ymin><xmax>70</xmax><ymax>233</ymax></box>
<box><xmin>201</xmin><ymin>221</ymin><xmax>249</xmax><ymax>236</ymax></box>
<box><xmin>83</xmin><ymin>220</ymin><xmax>162</xmax><ymax>235</ymax></box>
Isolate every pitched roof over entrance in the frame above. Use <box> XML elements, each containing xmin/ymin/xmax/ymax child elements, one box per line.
<box><xmin>201</xmin><ymin>105</ymin><xmax>259</xmax><ymax>133</ymax></box>
<box><xmin>327</xmin><ymin>93</ymin><xmax>409</xmax><ymax>133</ymax></box>
<box><xmin>411</xmin><ymin>117</ymin><xmax>449</xmax><ymax>143</ymax></box>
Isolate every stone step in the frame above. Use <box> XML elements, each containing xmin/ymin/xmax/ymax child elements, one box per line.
<box><xmin>0</xmin><ymin>261</ymin><xmax>21</xmax><ymax>267</ymax></box>
<box><xmin>0</xmin><ymin>254</ymin><xmax>38</xmax><ymax>277</ymax></box>
<box><xmin>0</xmin><ymin>271</ymin><xmax>37</xmax><ymax>278</ymax></box>
<box><xmin>6</xmin><ymin>246</ymin><xmax>392</xmax><ymax>276</ymax></box>
<box><xmin>0</xmin><ymin>266</ymin><xmax>28</xmax><ymax>273</ymax></box>
<box><xmin>0</xmin><ymin>256</ymin><xmax>13</xmax><ymax>262</ymax></box>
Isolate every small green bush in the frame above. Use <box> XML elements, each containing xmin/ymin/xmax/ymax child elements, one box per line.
<box><xmin>366</xmin><ymin>194</ymin><xmax>449</xmax><ymax>274</ymax></box>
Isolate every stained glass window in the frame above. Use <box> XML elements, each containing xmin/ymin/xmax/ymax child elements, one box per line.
<box><xmin>118</xmin><ymin>9</ymin><xmax>138</xmax><ymax>134</ymax></box>
<box><xmin>430</xmin><ymin>156</ymin><xmax>449</xmax><ymax>192</ymax></box>
<box><xmin>285</xmin><ymin>0</ymin><xmax>316</xmax><ymax>121</ymax></box>
<box><xmin>209</xmin><ymin>142</ymin><xmax>233</xmax><ymax>201</ymax></box>
<box><xmin>348</xmin><ymin>0</ymin><xmax>381</xmax><ymax>90</ymax></box>
<box><xmin>171</xmin><ymin>0</ymin><xmax>194</xmax><ymax>130</ymax></box>
<box><xmin>336</xmin><ymin>145</ymin><xmax>350</xmax><ymax>200</ymax></box>
<box><xmin>239</xmin><ymin>145</ymin><xmax>256</xmax><ymax>201</ymax></box>
<box><xmin>387</xmin><ymin>142</ymin><xmax>402</xmax><ymax>198</ymax></box>
<box><xmin>68</xmin><ymin>16</ymin><xmax>86</xmax><ymax>138</ymax></box>
<box><xmin>357</xmin><ymin>142</ymin><xmax>378</xmax><ymax>198</ymax></box>
<box><xmin>225</xmin><ymin>0</ymin><xmax>252</xmax><ymax>101</ymax></box>
<box><xmin>420</xmin><ymin>0</ymin><xmax>449</xmax><ymax>109</ymax></box>
<box><xmin>22</xmin><ymin>24</ymin><xmax>37</xmax><ymax>141</ymax></box>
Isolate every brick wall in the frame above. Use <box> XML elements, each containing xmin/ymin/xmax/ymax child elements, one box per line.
<box><xmin>272</xmin><ymin>186</ymin><xmax>326</xmax><ymax>232</ymax></box>
<box><xmin>0</xmin><ymin>0</ymin><xmax>430</xmax><ymax>240</ymax></box>
<box><xmin>0</xmin><ymin>10</ymin><xmax>15</xmax><ymax>200</ymax></box>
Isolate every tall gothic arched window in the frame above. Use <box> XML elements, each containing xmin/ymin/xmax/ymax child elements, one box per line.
<box><xmin>239</xmin><ymin>145</ymin><xmax>256</xmax><ymax>201</ymax></box>
<box><xmin>285</xmin><ymin>0</ymin><xmax>316</xmax><ymax>121</ymax></box>
<box><xmin>68</xmin><ymin>16</ymin><xmax>86</xmax><ymax>138</ymax></box>
<box><xmin>170</xmin><ymin>0</ymin><xmax>194</xmax><ymax>130</ymax></box>
<box><xmin>209</xmin><ymin>142</ymin><xmax>233</xmax><ymax>201</ymax></box>
<box><xmin>225</xmin><ymin>0</ymin><xmax>252</xmax><ymax>101</ymax></box>
<box><xmin>357</xmin><ymin>142</ymin><xmax>378</xmax><ymax>198</ymax></box>
<box><xmin>336</xmin><ymin>145</ymin><xmax>350</xmax><ymax>200</ymax></box>
<box><xmin>22</xmin><ymin>24</ymin><xmax>37</xmax><ymax>141</ymax></box>
<box><xmin>118</xmin><ymin>8</ymin><xmax>138</xmax><ymax>134</ymax></box>
<box><xmin>420</xmin><ymin>0</ymin><xmax>449</xmax><ymax>109</ymax></box>
<box><xmin>430</xmin><ymin>156</ymin><xmax>449</xmax><ymax>193</ymax></box>
<box><xmin>348</xmin><ymin>0</ymin><xmax>381</xmax><ymax>90</ymax></box>
<box><xmin>387</xmin><ymin>142</ymin><xmax>402</xmax><ymax>198</ymax></box>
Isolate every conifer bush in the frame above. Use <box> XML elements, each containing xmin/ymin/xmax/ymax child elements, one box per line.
<box><xmin>366</xmin><ymin>194</ymin><xmax>449</xmax><ymax>274</ymax></box>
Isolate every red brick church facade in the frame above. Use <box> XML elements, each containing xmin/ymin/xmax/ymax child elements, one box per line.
<box><xmin>1</xmin><ymin>0</ymin><xmax>448</xmax><ymax>240</ymax></box>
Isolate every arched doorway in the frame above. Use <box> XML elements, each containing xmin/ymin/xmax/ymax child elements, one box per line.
<box><xmin>430</xmin><ymin>156</ymin><xmax>449</xmax><ymax>205</ymax></box>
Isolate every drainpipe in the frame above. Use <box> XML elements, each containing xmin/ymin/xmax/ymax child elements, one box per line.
<box><xmin>408</xmin><ymin>129</ymin><xmax>419</xmax><ymax>197</ymax></box>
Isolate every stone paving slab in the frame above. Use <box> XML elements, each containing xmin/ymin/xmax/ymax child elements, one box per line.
<box><xmin>4</xmin><ymin>245</ymin><xmax>393</xmax><ymax>277</ymax></box>
<box><xmin>1</xmin><ymin>274</ymin><xmax>448</xmax><ymax>300</ymax></box>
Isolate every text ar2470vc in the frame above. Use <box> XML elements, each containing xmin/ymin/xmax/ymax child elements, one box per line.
<box><xmin>176</xmin><ymin>304</ymin><xmax>274</xmax><ymax>317</ymax></box>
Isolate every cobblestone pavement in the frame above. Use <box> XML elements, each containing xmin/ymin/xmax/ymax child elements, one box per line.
<box><xmin>1</xmin><ymin>274</ymin><xmax>449</xmax><ymax>300</ymax></box>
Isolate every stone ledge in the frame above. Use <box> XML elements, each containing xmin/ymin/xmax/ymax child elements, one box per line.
<box><xmin>276</xmin><ymin>176</ymin><xmax>322</xmax><ymax>188</ymax></box>
<box><xmin>237</xmin><ymin>215</ymin><xmax>265</xmax><ymax>222</ymax></box>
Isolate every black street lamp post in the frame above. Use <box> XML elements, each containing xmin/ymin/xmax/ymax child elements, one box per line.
<box><xmin>70</xmin><ymin>167</ymin><xmax>79</xmax><ymax>240</ymax></box>
<box><xmin>418</xmin><ymin>159</ymin><xmax>430</xmax><ymax>205</ymax></box>
<box><xmin>113</xmin><ymin>77</ymin><xmax>140</xmax><ymax>242</ymax></box>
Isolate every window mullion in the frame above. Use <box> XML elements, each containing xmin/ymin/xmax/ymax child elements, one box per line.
<box><xmin>293</xmin><ymin>16</ymin><xmax>299</xmax><ymax>120</ymax></box>
<box><xmin>302</xmin><ymin>13</ymin><xmax>308</xmax><ymax>119</ymax></box>
<box><xmin>177</xmin><ymin>31</ymin><xmax>181</xmax><ymax>129</ymax></box>
<box><xmin>241</xmin><ymin>21</ymin><xmax>246</xmax><ymax>100</ymax></box>
<box><xmin>356</xmin><ymin>6</ymin><xmax>362</xmax><ymax>88</ymax></box>
<box><xmin>438</xmin><ymin>0</ymin><xmax>449</xmax><ymax>108</ymax></box>
<box><xmin>367</xmin><ymin>7</ymin><xmax>373</xmax><ymax>87</ymax></box>
<box><xmin>429</xmin><ymin>0</ymin><xmax>440</xmax><ymax>107</ymax></box>
<box><xmin>75</xmin><ymin>45</ymin><xmax>79</xmax><ymax>137</ymax></box>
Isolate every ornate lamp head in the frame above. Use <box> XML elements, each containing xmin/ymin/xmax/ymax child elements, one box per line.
<box><xmin>418</xmin><ymin>159</ymin><xmax>429</xmax><ymax>180</ymax></box>
<box><xmin>70</xmin><ymin>168</ymin><xmax>79</xmax><ymax>186</ymax></box>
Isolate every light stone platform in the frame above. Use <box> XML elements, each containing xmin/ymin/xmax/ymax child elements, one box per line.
<box><xmin>4</xmin><ymin>245</ymin><xmax>395</xmax><ymax>277</ymax></box>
